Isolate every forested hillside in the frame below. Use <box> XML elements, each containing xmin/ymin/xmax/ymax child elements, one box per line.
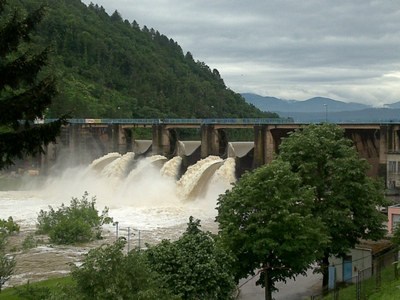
<box><xmin>16</xmin><ymin>0</ymin><xmax>276</xmax><ymax>119</ymax></box>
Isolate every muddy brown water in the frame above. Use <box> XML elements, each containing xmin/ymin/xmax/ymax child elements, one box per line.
<box><xmin>4</xmin><ymin>223</ymin><xmax>208</xmax><ymax>288</ymax></box>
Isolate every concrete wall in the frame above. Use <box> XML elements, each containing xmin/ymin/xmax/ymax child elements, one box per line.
<box><xmin>42</xmin><ymin>122</ymin><xmax>398</xmax><ymax>180</ymax></box>
<box><xmin>329</xmin><ymin>248</ymin><xmax>373</xmax><ymax>282</ymax></box>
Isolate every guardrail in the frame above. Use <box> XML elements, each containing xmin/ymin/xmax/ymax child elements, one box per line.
<box><xmin>42</xmin><ymin>118</ymin><xmax>295</xmax><ymax>125</ymax></box>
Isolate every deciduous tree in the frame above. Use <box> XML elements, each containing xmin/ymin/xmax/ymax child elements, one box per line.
<box><xmin>36</xmin><ymin>192</ymin><xmax>113</xmax><ymax>244</ymax></box>
<box><xmin>146</xmin><ymin>217</ymin><xmax>237</xmax><ymax>300</ymax></box>
<box><xmin>278</xmin><ymin>123</ymin><xmax>388</xmax><ymax>287</ymax></box>
<box><xmin>216</xmin><ymin>160</ymin><xmax>328</xmax><ymax>300</ymax></box>
<box><xmin>71</xmin><ymin>238</ymin><xmax>176</xmax><ymax>300</ymax></box>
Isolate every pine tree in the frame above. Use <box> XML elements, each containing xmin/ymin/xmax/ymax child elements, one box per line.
<box><xmin>0</xmin><ymin>0</ymin><xmax>66</xmax><ymax>170</ymax></box>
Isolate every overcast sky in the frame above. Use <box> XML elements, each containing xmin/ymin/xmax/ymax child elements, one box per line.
<box><xmin>82</xmin><ymin>0</ymin><xmax>400</xmax><ymax>106</ymax></box>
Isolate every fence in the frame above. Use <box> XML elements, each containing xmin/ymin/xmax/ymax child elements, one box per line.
<box><xmin>311</xmin><ymin>249</ymin><xmax>399</xmax><ymax>300</ymax></box>
<box><xmin>111</xmin><ymin>222</ymin><xmax>144</xmax><ymax>252</ymax></box>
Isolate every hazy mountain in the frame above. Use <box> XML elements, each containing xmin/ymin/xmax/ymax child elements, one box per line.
<box><xmin>242</xmin><ymin>93</ymin><xmax>370</xmax><ymax>113</ymax></box>
<box><xmin>242</xmin><ymin>93</ymin><xmax>400</xmax><ymax>123</ymax></box>
<box><xmin>385</xmin><ymin>101</ymin><xmax>400</xmax><ymax>109</ymax></box>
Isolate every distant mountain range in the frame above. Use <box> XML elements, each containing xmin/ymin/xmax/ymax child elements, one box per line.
<box><xmin>242</xmin><ymin>93</ymin><xmax>400</xmax><ymax>123</ymax></box>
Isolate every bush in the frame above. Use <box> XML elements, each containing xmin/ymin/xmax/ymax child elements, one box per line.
<box><xmin>0</xmin><ymin>216</ymin><xmax>20</xmax><ymax>252</ymax></box>
<box><xmin>36</xmin><ymin>192</ymin><xmax>113</xmax><ymax>244</ymax></box>
<box><xmin>0</xmin><ymin>217</ymin><xmax>20</xmax><ymax>236</ymax></box>
<box><xmin>22</xmin><ymin>233</ymin><xmax>40</xmax><ymax>250</ymax></box>
<box><xmin>0</xmin><ymin>216</ymin><xmax>18</xmax><ymax>292</ymax></box>
<box><xmin>71</xmin><ymin>238</ymin><xmax>178</xmax><ymax>300</ymax></box>
<box><xmin>146</xmin><ymin>217</ymin><xmax>236</xmax><ymax>300</ymax></box>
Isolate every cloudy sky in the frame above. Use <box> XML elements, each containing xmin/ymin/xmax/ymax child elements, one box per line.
<box><xmin>82</xmin><ymin>0</ymin><xmax>400</xmax><ymax>106</ymax></box>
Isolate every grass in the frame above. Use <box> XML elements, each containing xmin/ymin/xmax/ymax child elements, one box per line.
<box><xmin>0</xmin><ymin>276</ymin><xmax>72</xmax><ymax>299</ymax></box>
<box><xmin>322</xmin><ymin>264</ymin><xmax>400</xmax><ymax>299</ymax></box>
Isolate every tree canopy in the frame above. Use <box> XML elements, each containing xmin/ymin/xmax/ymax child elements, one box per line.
<box><xmin>146</xmin><ymin>217</ymin><xmax>237</xmax><ymax>300</ymax></box>
<box><xmin>216</xmin><ymin>159</ymin><xmax>328</xmax><ymax>299</ymax></box>
<box><xmin>0</xmin><ymin>0</ymin><xmax>66</xmax><ymax>169</ymax></box>
<box><xmin>36</xmin><ymin>192</ymin><xmax>113</xmax><ymax>244</ymax></box>
<box><xmin>71</xmin><ymin>238</ymin><xmax>177</xmax><ymax>300</ymax></box>
<box><xmin>278</xmin><ymin>123</ymin><xmax>388</xmax><ymax>286</ymax></box>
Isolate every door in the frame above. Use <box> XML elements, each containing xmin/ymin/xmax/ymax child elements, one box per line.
<box><xmin>343</xmin><ymin>256</ymin><xmax>352</xmax><ymax>282</ymax></box>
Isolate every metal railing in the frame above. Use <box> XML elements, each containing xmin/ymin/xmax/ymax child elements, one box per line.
<box><xmin>42</xmin><ymin>118</ymin><xmax>295</xmax><ymax>125</ymax></box>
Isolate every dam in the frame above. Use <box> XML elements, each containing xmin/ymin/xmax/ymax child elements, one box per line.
<box><xmin>31</xmin><ymin>118</ymin><xmax>400</xmax><ymax>181</ymax></box>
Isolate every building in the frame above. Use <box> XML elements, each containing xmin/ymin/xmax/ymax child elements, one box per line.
<box><xmin>328</xmin><ymin>240</ymin><xmax>395</xmax><ymax>284</ymax></box>
<box><xmin>388</xmin><ymin>204</ymin><xmax>400</xmax><ymax>234</ymax></box>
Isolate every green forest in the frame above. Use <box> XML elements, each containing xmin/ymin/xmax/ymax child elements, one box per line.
<box><xmin>13</xmin><ymin>0</ymin><xmax>277</xmax><ymax>120</ymax></box>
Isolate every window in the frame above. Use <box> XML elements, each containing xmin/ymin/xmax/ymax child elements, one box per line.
<box><xmin>389</xmin><ymin>161</ymin><xmax>396</xmax><ymax>174</ymax></box>
<box><xmin>392</xmin><ymin>214</ymin><xmax>400</xmax><ymax>233</ymax></box>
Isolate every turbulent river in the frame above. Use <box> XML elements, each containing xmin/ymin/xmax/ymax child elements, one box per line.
<box><xmin>0</xmin><ymin>153</ymin><xmax>236</xmax><ymax>287</ymax></box>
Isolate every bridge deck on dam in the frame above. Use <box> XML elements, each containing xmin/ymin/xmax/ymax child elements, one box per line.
<box><xmin>43</xmin><ymin>118</ymin><xmax>399</xmax><ymax>129</ymax></box>
<box><xmin>38</xmin><ymin>118</ymin><xmax>400</xmax><ymax>181</ymax></box>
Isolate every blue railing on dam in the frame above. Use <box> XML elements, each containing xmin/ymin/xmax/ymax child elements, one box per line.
<box><xmin>43</xmin><ymin>118</ymin><xmax>295</xmax><ymax>125</ymax></box>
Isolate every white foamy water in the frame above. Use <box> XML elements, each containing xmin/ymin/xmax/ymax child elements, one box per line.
<box><xmin>1</xmin><ymin>153</ymin><xmax>237</xmax><ymax>236</ymax></box>
<box><xmin>0</xmin><ymin>153</ymin><xmax>237</xmax><ymax>287</ymax></box>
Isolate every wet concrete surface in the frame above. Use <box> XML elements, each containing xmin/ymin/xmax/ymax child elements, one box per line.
<box><xmin>238</xmin><ymin>268</ymin><xmax>322</xmax><ymax>300</ymax></box>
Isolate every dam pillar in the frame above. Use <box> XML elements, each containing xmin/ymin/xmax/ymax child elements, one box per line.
<box><xmin>152</xmin><ymin>124</ymin><xmax>171</xmax><ymax>156</ymax></box>
<box><xmin>201</xmin><ymin>125</ymin><xmax>219</xmax><ymax>158</ymax></box>
<box><xmin>106</xmin><ymin>124</ymin><xmax>127</xmax><ymax>154</ymax></box>
<box><xmin>70</xmin><ymin>123</ymin><xmax>81</xmax><ymax>164</ymax></box>
<box><xmin>254</xmin><ymin>125</ymin><xmax>266</xmax><ymax>167</ymax></box>
<box><xmin>254</xmin><ymin>125</ymin><xmax>277</xmax><ymax>168</ymax></box>
<box><xmin>379</xmin><ymin>125</ymin><xmax>389</xmax><ymax>178</ymax></box>
<box><xmin>265</xmin><ymin>126</ymin><xmax>276</xmax><ymax>164</ymax></box>
<box><xmin>111</xmin><ymin>124</ymin><xmax>121</xmax><ymax>153</ymax></box>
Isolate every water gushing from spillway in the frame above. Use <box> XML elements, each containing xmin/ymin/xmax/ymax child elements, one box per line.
<box><xmin>2</xmin><ymin>153</ymin><xmax>237</xmax><ymax>230</ymax></box>
<box><xmin>0</xmin><ymin>152</ymin><xmax>237</xmax><ymax>287</ymax></box>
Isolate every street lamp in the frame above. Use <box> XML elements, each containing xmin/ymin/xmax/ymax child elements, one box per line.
<box><xmin>113</xmin><ymin>221</ymin><xmax>119</xmax><ymax>239</ymax></box>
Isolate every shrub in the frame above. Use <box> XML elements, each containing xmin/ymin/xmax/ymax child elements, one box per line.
<box><xmin>71</xmin><ymin>238</ymin><xmax>178</xmax><ymax>300</ymax></box>
<box><xmin>36</xmin><ymin>192</ymin><xmax>113</xmax><ymax>244</ymax></box>
<box><xmin>0</xmin><ymin>217</ymin><xmax>20</xmax><ymax>236</ymax></box>
<box><xmin>22</xmin><ymin>233</ymin><xmax>38</xmax><ymax>250</ymax></box>
<box><xmin>146</xmin><ymin>217</ymin><xmax>236</xmax><ymax>300</ymax></box>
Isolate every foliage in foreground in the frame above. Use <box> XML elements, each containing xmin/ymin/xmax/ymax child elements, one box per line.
<box><xmin>1</xmin><ymin>276</ymin><xmax>75</xmax><ymax>300</ymax></box>
<box><xmin>146</xmin><ymin>216</ymin><xmax>237</xmax><ymax>300</ymax></box>
<box><xmin>36</xmin><ymin>192</ymin><xmax>112</xmax><ymax>244</ymax></box>
<box><xmin>0</xmin><ymin>0</ymin><xmax>66</xmax><ymax>170</ymax></box>
<box><xmin>71</xmin><ymin>238</ymin><xmax>177</xmax><ymax>300</ymax></box>
<box><xmin>278</xmin><ymin>124</ymin><xmax>388</xmax><ymax>286</ymax></box>
<box><xmin>217</xmin><ymin>159</ymin><xmax>328</xmax><ymax>300</ymax></box>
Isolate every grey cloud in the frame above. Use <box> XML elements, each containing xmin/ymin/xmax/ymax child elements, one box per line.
<box><xmin>83</xmin><ymin>0</ymin><xmax>400</xmax><ymax>105</ymax></box>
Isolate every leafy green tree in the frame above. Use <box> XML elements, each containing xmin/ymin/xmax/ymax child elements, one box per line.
<box><xmin>278</xmin><ymin>123</ymin><xmax>388</xmax><ymax>287</ymax></box>
<box><xmin>216</xmin><ymin>159</ymin><xmax>329</xmax><ymax>300</ymax></box>
<box><xmin>146</xmin><ymin>217</ymin><xmax>236</xmax><ymax>300</ymax></box>
<box><xmin>36</xmin><ymin>192</ymin><xmax>113</xmax><ymax>244</ymax></box>
<box><xmin>14</xmin><ymin>0</ymin><xmax>277</xmax><ymax>121</ymax></box>
<box><xmin>71</xmin><ymin>238</ymin><xmax>177</xmax><ymax>300</ymax></box>
<box><xmin>0</xmin><ymin>0</ymin><xmax>66</xmax><ymax>170</ymax></box>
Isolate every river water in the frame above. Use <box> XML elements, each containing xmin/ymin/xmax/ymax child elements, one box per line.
<box><xmin>0</xmin><ymin>153</ymin><xmax>236</xmax><ymax>287</ymax></box>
